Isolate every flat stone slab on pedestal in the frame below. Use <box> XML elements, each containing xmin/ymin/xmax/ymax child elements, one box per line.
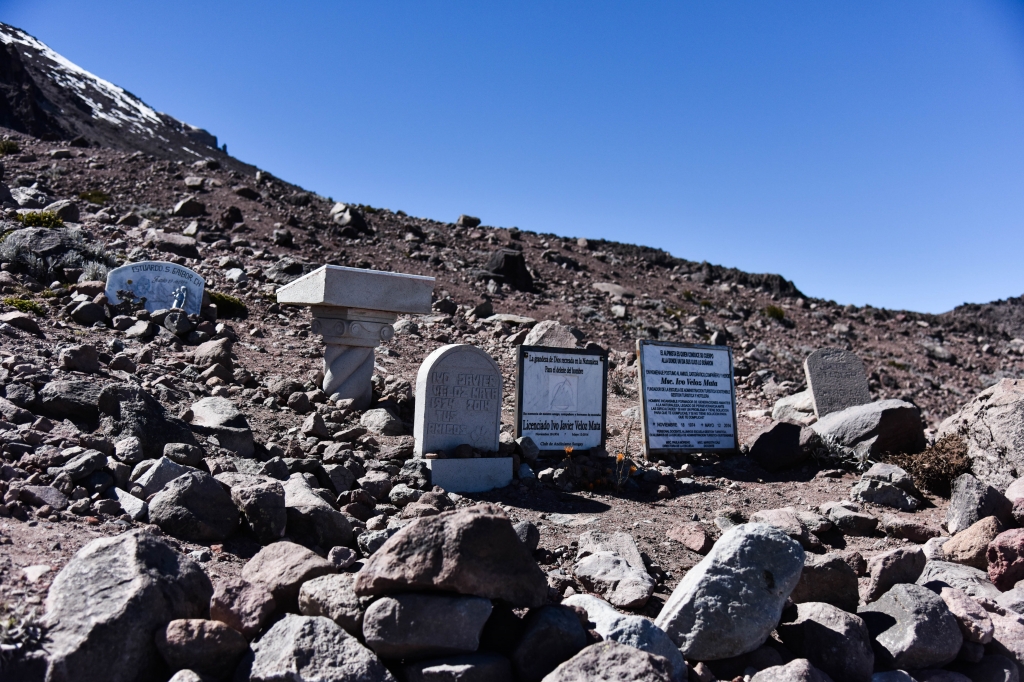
<box><xmin>275</xmin><ymin>265</ymin><xmax>434</xmax><ymax>313</ymax></box>
<box><xmin>426</xmin><ymin>458</ymin><xmax>513</xmax><ymax>493</ymax></box>
<box><xmin>803</xmin><ymin>348</ymin><xmax>871</xmax><ymax>418</ymax></box>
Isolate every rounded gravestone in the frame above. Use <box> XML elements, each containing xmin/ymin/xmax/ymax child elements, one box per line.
<box><xmin>803</xmin><ymin>348</ymin><xmax>871</xmax><ymax>418</ymax></box>
<box><xmin>414</xmin><ymin>344</ymin><xmax>502</xmax><ymax>457</ymax></box>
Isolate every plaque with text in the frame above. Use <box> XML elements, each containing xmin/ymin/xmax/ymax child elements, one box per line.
<box><xmin>516</xmin><ymin>345</ymin><xmax>607</xmax><ymax>451</ymax></box>
<box><xmin>637</xmin><ymin>340</ymin><xmax>737</xmax><ymax>455</ymax></box>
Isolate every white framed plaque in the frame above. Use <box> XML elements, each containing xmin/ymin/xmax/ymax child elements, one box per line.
<box><xmin>515</xmin><ymin>345</ymin><xmax>608</xmax><ymax>451</ymax></box>
<box><xmin>636</xmin><ymin>340</ymin><xmax>737</xmax><ymax>456</ymax></box>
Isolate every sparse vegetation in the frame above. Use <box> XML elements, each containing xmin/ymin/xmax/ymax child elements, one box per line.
<box><xmin>78</xmin><ymin>190</ymin><xmax>110</xmax><ymax>205</ymax></box>
<box><xmin>209</xmin><ymin>290</ymin><xmax>248</xmax><ymax>318</ymax></box>
<box><xmin>0</xmin><ymin>601</ymin><xmax>46</xmax><ymax>668</ymax></box>
<box><xmin>764</xmin><ymin>304</ymin><xmax>786</xmax><ymax>321</ymax></box>
<box><xmin>886</xmin><ymin>434</ymin><xmax>970</xmax><ymax>498</ymax></box>
<box><xmin>16</xmin><ymin>211</ymin><xmax>64</xmax><ymax>228</ymax></box>
<box><xmin>1</xmin><ymin>297</ymin><xmax>45</xmax><ymax>316</ymax></box>
<box><xmin>887</xmin><ymin>360</ymin><xmax>909</xmax><ymax>371</ymax></box>
<box><xmin>0</xmin><ymin>139</ymin><xmax>20</xmax><ymax>156</ymax></box>
<box><xmin>681</xmin><ymin>290</ymin><xmax>694</xmax><ymax>302</ymax></box>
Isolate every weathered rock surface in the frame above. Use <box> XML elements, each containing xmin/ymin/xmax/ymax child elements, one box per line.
<box><xmin>249</xmin><ymin>614</ymin><xmax>394</xmax><ymax>682</ymax></box>
<box><xmin>43</xmin><ymin>530</ymin><xmax>213</xmax><ymax>682</ymax></box>
<box><xmin>403</xmin><ymin>653</ymin><xmax>514</xmax><ymax>682</ymax></box>
<box><xmin>858</xmin><ymin>583</ymin><xmax>963</xmax><ymax>670</ymax></box>
<box><xmin>363</xmin><ymin>593</ymin><xmax>492</xmax><ymax>659</ymax></box>
<box><xmin>98</xmin><ymin>384</ymin><xmax>198</xmax><ymax>459</ymax></box>
<box><xmin>862</xmin><ymin>546</ymin><xmax>926</xmax><ymax>603</ymax></box>
<box><xmin>283</xmin><ymin>473</ymin><xmax>353</xmax><ymax>550</ymax></box>
<box><xmin>655</xmin><ymin>523</ymin><xmax>805</xmax><ymax>660</ymax></box>
<box><xmin>917</xmin><ymin>560</ymin><xmax>1003</xmax><ymax>606</ymax></box>
<box><xmin>750</xmin><ymin>659</ymin><xmax>834</xmax><ymax>682</ymax></box>
<box><xmin>943</xmin><ymin>516</ymin><xmax>1005</xmax><ymax>570</ymax></box>
<box><xmin>298</xmin><ymin>573</ymin><xmax>365</xmax><ymax>637</ymax></box>
<box><xmin>927</xmin><ymin>584</ymin><xmax>994</xmax><ymax>644</ymax></box>
<box><xmin>789</xmin><ymin>553</ymin><xmax>860</xmax><ymax>612</ymax></box>
<box><xmin>988</xmin><ymin>528</ymin><xmax>1024</xmax><ymax>590</ymax></box>
<box><xmin>148</xmin><ymin>470</ymin><xmax>239</xmax><ymax>542</ymax></box>
<box><xmin>241</xmin><ymin>541</ymin><xmax>336</xmax><ymax>612</ymax></box>
<box><xmin>936</xmin><ymin>379</ymin><xmax>1024</xmax><ymax>490</ymax></box>
<box><xmin>811</xmin><ymin>399</ymin><xmax>926</xmax><ymax>458</ymax></box>
<box><xmin>573</xmin><ymin>531</ymin><xmax>655</xmax><ymax>609</ymax></box>
<box><xmin>511</xmin><ymin>605</ymin><xmax>588</xmax><ymax>682</ymax></box>
<box><xmin>777</xmin><ymin>602</ymin><xmax>874</xmax><ymax>682</ymax></box>
<box><xmin>947</xmin><ymin>474</ymin><xmax>1013</xmax><ymax>536</ymax></box>
<box><xmin>189</xmin><ymin>396</ymin><xmax>254</xmax><ymax>456</ymax></box>
<box><xmin>210</xmin><ymin>577</ymin><xmax>275</xmax><ymax>639</ymax></box>
<box><xmin>155</xmin><ymin>618</ymin><xmax>249</xmax><ymax>678</ymax></box>
<box><xmin>354</xmin><ymin>504</ymin><xmax>547</xmax><ymax>608</ymax></box>
<box><xmin>216</xmin><ymin>472</ymin><xmax>286</xmax><ymax>544</ymax></box>
<box><xmin>539</xmin><ymin>641</ymin><xmax>675</xmax><ymax>682</ymax></box>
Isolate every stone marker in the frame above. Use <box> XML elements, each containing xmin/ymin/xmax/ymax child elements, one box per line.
<box><xmin>105</xmin><ymin>261</ymin><xmax>206</xmax><ymax>315</ymax></box>
<box><xmin>276</xmin><ymin>265</ymin><xmax>434</xmax><ymax>409</ymax></box>
<box><xmin>414</xmin><ymin>344</ymin><xmax>502</xmax><ymax>456</ymax></box>
<box><xmin>804</xmin><ymin>348</ymin><xmax>871</xmax><ymax>418</ymax></box>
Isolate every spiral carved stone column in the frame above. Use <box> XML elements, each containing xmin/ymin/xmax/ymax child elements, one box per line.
<box><xmin>275</xmin><ymin>265</ymin><xmax>435</xmax><ymax>411</ymax></box>
<box><xmin>311</xmin><ymin>306</ymin><xmax>396</xmax><ymax>410</ymax></box>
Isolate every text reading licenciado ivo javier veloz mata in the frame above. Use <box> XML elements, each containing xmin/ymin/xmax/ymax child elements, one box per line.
<box><xmin>642</xmin><ymin>345</ymin><xmax>735</xmax><ymax>450</ymax></box>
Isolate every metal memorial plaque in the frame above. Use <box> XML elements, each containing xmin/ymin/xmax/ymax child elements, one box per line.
<box><xmin>516</xmin><ymin>346</ymin><xmax>607</xmax><ymax>451</ymax></box>
<box><xmin>636</xmin><ymin>340</ymin><xmax>737</xmax><ymax>455</ymax></box>
<box><xmin>105</xmin><ymin>260</ymin><xmax>205</xmax><ymax>315</ymax></box>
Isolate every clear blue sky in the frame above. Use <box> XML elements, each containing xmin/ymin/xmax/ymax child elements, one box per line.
<box><xmin>5</xmin><ymin>1</ymin><xmax>1024</xmax><ymax>314</ymax></box>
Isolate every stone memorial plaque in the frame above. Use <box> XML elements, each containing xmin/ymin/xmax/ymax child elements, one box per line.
<box><xmin>803</xmin><ymin>348</ymin><xmax>870</xmax><ymax>418</ymax></box>
<box><xmin>106</xmin><ymin>261</ymin><xmax>205</xmax><ymax>315</ymax></box>
<box><xmin>636</xmin><ymin>340</ymin><xmax>737</xmax><ymax>455</ymax></box>
<box><xmin>414</xmin><ymin>344</ymin><xmax>503</xmax><ymax>457</ymax></box>
<box><xmin>516</xmin><ymin>346</ymin><xmax>607</xmax><ymax>451</ymax></box>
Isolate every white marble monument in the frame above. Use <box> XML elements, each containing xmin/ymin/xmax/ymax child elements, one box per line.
<box><xmin>414</xmin><ymin>344</ymin><xmax>503</xmax><ymax>457</ymax></box>
<box><xmin>276</xmin><ymin>265</ymin><xmax>434</xmax><ymax>409</ymax></box>
<box><xmin>105</xmin><ymin>261</ymin><xmax>205</xmax><ymax>315</ymax></box>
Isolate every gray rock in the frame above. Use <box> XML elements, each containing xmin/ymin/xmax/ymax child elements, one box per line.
<box><xmin>523</xmin><ymin>320</ymin><xmax>582</xmax><ymax>348</ymax></box>
<box><xmin>511</xmin><ymin>605</ymin><xmax>588</xmax><ymax>682</ymax></box>
<box><xmin>298</xmin><ymin>573</ymin><xmax>365</xmax><ymax>636</ymax></box>
<box><xmin>936</xmin><ymin>379</ymin><xmax>1024</xmax><ymax>490</ymax></box>
<box><xmin>361</xmin><ymin>408</ymin><xmax>406</xmax><ymax>436</ymax></box>
<box><xmin>851</xmin><ymin>479</ymin><xmax>920</xmax><ymax>511</ymax></box>
<box><xmin>110</xmin><ymin>487</ymin><xmax>147</xmax><ymax>521</ymax></box>
<box><xmin>154</xmin><ymin>618</ymin><xmax>249</xmax><ymax>679</ymax></box>
<box><xmin>134</xmin><ymin>457</ymin><xmax>195</xmax><ymax>498</ymax></box>
<box><xmin>98</xmin><ymin>384</ymin><xmax>199</xmax><ymax>459</ymax></box>
<box><xmin>38</xmin><ymin>379</ymin><xmax>106</xmax><ymax>422</ymax></box>
<box><xmin>516</xmin><ymin>436</ymin><xmax>540</xmax><ymax>462</ymax></box>
<box><xmin>747</xmin><ymin>421</ymin><xmax>816</xmax><ymax>471</ymax></box>
<box><xmin>114</xmin><ymin>436</ymin><xmax>144</xmax><ymax>465</ymax></box>
<box><xmin>515</xmin><ymin>521</ymin><xmax>541</xmax><ymax>552</ymax></box>
<box><xmin>811</xmin><ymin>399</ymin><xmax>926</xmax><ymax>458</ymax></box>
<box><xmin>858</xmin><ymin>583</ymin><xmax>963</xmax><ymax>670</ymax></box>
<box><xmin>189</xmin><ymin>396</ymin><xmax>254</xmax><ymax>457</ymax></box>
<box><xmin>70</xmin><ymin>302</ymin><xmax>106</xmax><ymax>326</ymax></box>
<box><xmin>917</xmin><ymin>560</ymin><xmax>1003</xmax><ymax>607</ymax></box>
<box><xmin>354</xmin><ymin>503</ymin><xmax>548</xmax><ymax>608</ymax></box>
<box><xmin>862</xmin><ymin>463</ymin><xmax>918</xmax><ymax>494</ymax></box>
<box><xmin>950</xmin><ymin>654</ymin><xmax>1020</xmax><ymax>682</ymax></box>
<box><xmin>358</xmin><ymin>529</ymin><xmax>393</xmax><ymax>557</ymax></box>
<box><xmin>655</xmin><ymin>523</ymin><xmax>805</xmax><ymax>660</ymax></box>
<box><xmin>862</xmin><ymin>546</ymin><xmax>927</xmax><ymax>603</ymax></box>
<box><xmin>789</xmin><ymin>553</ymin><xmax>860</xmax><ymax>612</ymax></box>
<box><xmin>389</xmin><ymin>483</ymin><xmax>422</xmax><ymax>508</ymax></box>
<box><xmin>359</xmin><ymin>471</ymin><xmax>393</xmax><ymax>501</ymax></box>
<box><xmin>947</xmin><ymin>474</ymin><xmax>1013</xmax><ymax>536</ymax></box>
<box><xmin>324</xmin><ymin>463</ymin><xmax>357</xmax><ymax>494</ymax></box>
<box><xmin>403</xmin><ymin>653</ymin><xmax>514</xmax><ymax>682</ymax></box>
<box><xmin>19</xmin><ymin>484</ymin><xmax>69</xmax><ymax>511</ymax></box>
<box><xmin>573</xmin><ymin>551</ymin><xmax>655</xmax><ymax>610</ymax></box>
<box><xmin>820</xmin><ymin>501</ymin><xmax>878</xmax><ymax>536</ymax></box>
<box><xmin>163</xmin><ymin>442</ymin><xmax>204</xmax><ymax>467</ymax></box>
<box><xmin>44</xmin><ymin>199</ymin><xmax>80</xmax><ymax>222</ymax></box>
<box><xmin>563</xmin><ymin>594</ymin><xmax>685</xmax><ymax>682</ymax></box>
<box><xmin>539</xmin><ymin>641</ymin><xmax>675</xmax><ymax>682</ymax></box>
<box><xmin>216</xmin><ymin>472</ymin><xmax>286</xmax><ymax>544</ymax></box>
<box><xmin>0</xmin><ymin>395</ymin><xmax>32</xmax><ymax>423</ymax></box>
<box><xmin>777</xmin><ymin>602</ymin><xmax>874</xmax><ymax>682</ymax></box>
<box><xmin>43</xmin><ymin>529</ymin><xmax>213</xmax><ymax>682</ymax></box>
<box><xmin>148</xmin><ymin>470</ymin><xmax>239</xmax><ymax>542</ymax></box>
<box><xmin>283</xmin><ymin>473</ymin><xmax>353</xmax><ymax>549</ymax></box>
<box><xmin>163</xmin><ymin>310</ymin><xmax>194</xmax><ymax>335</ymax></box>
<box><xmin>171</xmin><ymin>197</ymin><xmax>206</xmax><ymax>218</ymax></box>
<box><xmin>210</xmin><ymin>577</ymin><xmax>275</xmax><ymax>639</ymax></box>
<box><xmin>193</xmin><ymin>337</ymin><xmax>233</xmax><ymax>370</ymax></box>
<box><xmin>998</xmin><ymin>583</ymin><xmax>1024</xmax><ymax>616</ymax></box>
<box><xmin>363</xmin><ymin>593</ymin><xmax>492</xmax><ymax>659</ymax></box>
<box><xmin>59</xmin><ymin>449</ymin><xmax>106</xmax><ymax>481</ymax></box>
<box><xmin>144</xmin><ymin>229</ymin><xmax>201</xmax><ymax>259</ymax></box>
<box><xmin>750</xmin><ymin>659</ymin><xmax>834</xmax><ymax>682</ymax></box>
<box><xmin>250</xmin><ymin>614</ymin><xmax>394</xmax><ymax>682</ymax></box>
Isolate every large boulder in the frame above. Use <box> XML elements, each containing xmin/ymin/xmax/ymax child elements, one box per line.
<box><xmin>98</xmin><ymin>384</ymin><xmax>198</xmax><ymax>459</ymax></box>
<box><xmin>947</xmin><ymin>474</ymin><xmax>1013</xmax><ymax>536</ymax></box>
<box><xmin>354</xmin><ymin>504</ymin><xmax>547</xmax><ymax>608</ymax></box>
<box><xmin>43</xmin><ymin>530</ymin><xmax>213</xmax><ymax>682</ymax></box>
<box><xmin>282</xmin><ymin>474</ymin><xmax>353</xmax><ymax>550</ymax></box>
<box><xmin>539</xmin><ymin>641</ymin><xmax>675</xmax><ymax>682</ymax></box>
<box><xmin>37</xmin><ymin>379</ymin><xmax>107</xmax><ymax>423</ymax></box>
<box><xmin>363</xmin><ymin>593</ymin><xmax>492</xmax><ymax>659</ymax></box>
<box><xmin>777</xmin><ymin>602</ymin><xmax>874</xmax><ymax>682</ymax></box>
<box><xmin>563</xmin><ymin>594</ymin><xmax>685</xmax><ymax>682</ymax></box>
<box><xmin>485</xmin><ymin>248</ymin><xmax>533</xmax><ymax>291</ymax></box>
<box><xmin>654</xmin><ymin>523</ymin><xmax>805</xmax><ymax>660</ymax></box>
<box><xmin>249</xmin><ymin>614</ymin><xmax>394</xmax><ymax>682</ymax></box>
<box><xmin>937</xmin><ymin>378</ymin><xmax>1024</xmax><ymax>490</ymax></box>
<box><xmin>192</xmin><ymin>337</ymin><xmax>233</xmax><ymax>370</ymax></box>
<box><xmin>216</xmin><ymin>472</ymin><xmax>286</xmax><ymax>544</ymax></box>
<box><xmin>189</xmin><ymin>396</ymin><xmax>253</xmax><ymax>456</ymax></box>
<box><xmin>242</xmin><ymin>541</ymin><xmax>336</xmax><ymax>612</ymax></box>
<box><xmin>148</xmin><ymin>470</ymin><xmax>239</xmax><ymax>542</ymax></box>
<box><xmin>857</xmin><ymin>583</ymin><xmax>963</xmax><ymax>670</ymax></box>
<box><xmin>210</xmin><ymin>577</ymin><xmax>275</xmax><ymax>639</ymax></box>
<box><xmin>811</xmin><ymin>399</ymin><xmax>926</xmax><ymax>458</ymax></box>
<box><xmin>943</xmin><ymin>516</ymin><xmax>1006</xmax><ymax>569</ymax></box>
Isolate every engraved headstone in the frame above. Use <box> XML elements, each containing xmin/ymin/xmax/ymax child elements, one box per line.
<box><xmin>414</xmin><ymin>344</ymin><xmax>502</xmax><ymax>457</ymax></box>
<box><xmin>105</xmin><ymin>260</ymin><xmax>205</xmax><ymax>315</ymax></box>
<box><xmin>516</xmin><ymin>346</ymin><xmax>607</xmax><ymax>451</ymax></box>
<box><xmin>803</xmin><ymin>348</ymin><xmax>871</xmax><ymax>418</ymax></box>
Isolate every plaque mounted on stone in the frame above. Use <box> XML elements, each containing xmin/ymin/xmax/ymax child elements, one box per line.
<box><xmin>803</xmin><ymin>348</ymin><xmax>870</xmax><ymax>418</ymax></box>
<box><xmin>515</xmin><ymin>345</ymin><xmax>607</xmax><ymax>452</ymax></box>
<box><xmin>636</xmin><ymin>340</ymin><xmax>737</xmax><ymax>456</ymax></box>
<box><xmin>414</xmin><ymin>344</ymin><xmax>503</xmax><ymax>457</ymax></box>
<box><xmin>105</xmin><ymin>260</ymin><xmax>206</xmax><ymax>315</ymax></box>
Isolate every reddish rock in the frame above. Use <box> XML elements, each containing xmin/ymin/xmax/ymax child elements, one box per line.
<box><xmin>210</xmin><ymin>577</ymin><xmax>276</xmax><ymax>638</ymax></box>
<box><xmin>988</xmin><ymin>529</ymin><xmax>1024</xmax><ymax>591</ymax></box>
<box><xmin>943</xmin><ymin>516</ymin><xmax>1004</xmax><ymax>570</ymax></box>
<box><xmin>668</xmin><ymin>522</ymin><xmax>713</xmax><ymax>554</ymax></box>
<box><xmin>155</xmin><ymin>618</ymin><xmax>248</xmax><ymax>677</ymax></box>
<box><xmin>241</xmin><ymin>541</ymin><xmax>335</xmax><ymax>612</ymax></box>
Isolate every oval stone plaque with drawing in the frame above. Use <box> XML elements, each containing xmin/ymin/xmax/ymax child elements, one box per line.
<box><xmin>637</xmin><ymin>340</ymin><xmax>737</xmax><ymax>456</ymax></box>
<box><xmin>516</xmin><ymin>346</ymin><xmax>607</xmax><ymax>451</ymax></box>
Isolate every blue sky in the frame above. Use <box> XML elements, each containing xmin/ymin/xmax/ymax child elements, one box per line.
<box><xmin>5</xmin><ymin>1</ymin><xmax>1024</xmax><ymax>313</ymax></box>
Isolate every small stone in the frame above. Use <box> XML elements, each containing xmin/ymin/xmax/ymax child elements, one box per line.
<box><xmin>59</xmin><ymin>344</ymin><xmax>101</xmax><ymax>373</ymax></box>
<box><xmin>210</xmin><ymin>577</ymin><xmax>276</xmax><ymax>639</ymax></box>
<box><xmin>943</xmin><ymin>516</ymin><xmax>1005</xmax><ymax>570</ymax></box>
<box><xmin>862</xmin><ymin>546</ymin><xmax>927</xmax><ymax>603</ymax></box>
<box><xmin>988</xmin><ymin>528</ymin><xmax>1024</xmax><ymax>591</ymax></box>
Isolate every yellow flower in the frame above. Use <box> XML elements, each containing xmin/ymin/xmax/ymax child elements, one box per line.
<box><xmin>564</xmin><ymin>446</ymin><xmax>574</xmax><ymax>455</ymax></box>
<box><xmin>616</xmin><ymin>453</ymin><xmax>625</xmax><ymax>462</ymax></box>
<box><xmin>630</xmin><ymin>465</ymin><xmax>637</xmax><ymax>473</ymax></box>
